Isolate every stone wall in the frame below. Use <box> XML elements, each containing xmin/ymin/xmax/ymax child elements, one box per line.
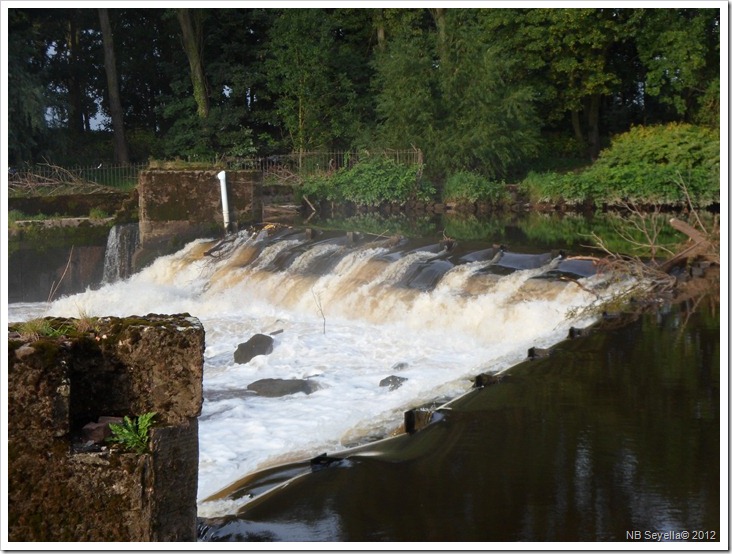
<box><xmin>8</xmin><ymin>221</ymin><xmax>112</xmax><ymax>302</ymax></box>
<box><xmin>135</xmin><ymin>170</ymin><xmax>261</xmax><ymax>269</ymax></box>
<box><xmin>7</xmin><ymin>314</ymin><xmax>205</xmax><ymax>542</ymax></box>
<box><xmin>9</xmin><ymin>192</ymin><xmax>130</xmax><ymax>218</ymax></box>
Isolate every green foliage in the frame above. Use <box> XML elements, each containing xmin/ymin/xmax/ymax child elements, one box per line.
<box><xmin>693</xmin><ymin>76</ymin><xmax>720</xmax><ymax>128</ymax></box>
<box><xmin>126</xmin><ymin>129</ymin><xmax>165</xmax><ymax>162</ymax></box>
<box><xmin>8</xmin><ymin>7</ymin><xmax>720</xmax><ymax>182</ymax></box>
<box><xmin>372</xmin><ymin>18</ymin><xmax>438</xmax><ymax>153</ymax></box>
<box><xmin>519</xmin><ymin>171</ymin><xmax>585</xmax><ymax>205</ymax></box>
<box><xmin>442</xmin><ymin>172</ymin><xmax>509</xmax><ymax>204</ymax></box>
<box><xmin>520</xmin><ymin>123</ymin><xmax>719</xmax><ymax>206</ymax></box>
<box><xmin>160</xmin><ymin>99</ymin><xmax>256</xmax><ymax>161</ymax></box>
<box><xmin>264</xmin><ymin>9</ymin><xmax>373</xmax><ymax>152</ymax></box>
<box><xmin>301</xmin><ymin>156</ymin><xmax>432</xmax><ymax>206</ymax></box>
<box><xmin>107</xmin><ymin>412</ymin><xmax>157</xmax><ymax>455</ymax></box>
<box><xmin>517</xmin><ymin>134</ymin><xmax>590</xmax><ymax>176</ymax></box>
<box><xmin>579</xmin><ymin>123</ymin><xmax>719</xmax><ymax>205</ymax></box>
<box><xmin>88</xmin><ymin>208</ymin><xmax>110</xmax><ymax>220</ymax></box>
<box><xmin>374</xmin><ymin>9</ymin><xmax>541</xmax><ymax>180</ymax></box>
<box><xmin>15</xmin><ymin>318</ymin><xmax>73</xmax><ymax>342</ymax></box>
<box><xmin>8</xmin><ymin>210</ymin><xmax>44</xmax><ymax>227</ymax></box>
<box><xmin>7</xmin><ymin>10</ymin><xmax>48</xmax><ymax>165</ymax></box>
<box><xmin>635</xmin><ymin>9</ymin><xmax>720</xmax><ymax>117</ymax></box>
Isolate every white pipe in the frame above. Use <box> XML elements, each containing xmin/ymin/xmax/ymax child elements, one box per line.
<box><xmin>216</xmin><ymin>170</ymin><xmax>231</xmax><ymax>233</ymax></box>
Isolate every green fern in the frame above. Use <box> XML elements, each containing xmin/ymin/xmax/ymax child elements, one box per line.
<box><xmin>106</xmin><ymin>412</ymin><xmax>157</xmax><ymax>454</ymax></box>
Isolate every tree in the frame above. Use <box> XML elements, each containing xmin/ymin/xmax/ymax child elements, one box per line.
<box><xmin>373</xmin><ymin>9</ymin><xmax>540</xmax><ymax>179</ymax></box>
<box><xmin>526</xmin><ymin>9</ymin><xmax>632</xmax><ymax>159</ymax></box>
<box><xmin>6</xmin><ymin>7</ymin><xmax>719</xmax><ymax>170</ymax></box>
<box><xmin>372</xmin><ymin>9</ymin><xmax>440</xmax><ymax>154</ymax></box>
<box><xmin>262</xmin><ymin>9</ymin><xmax>374</xmax><ymax>155</ymax></box>
<box><xmin>435</xmin><ymin>10</ymin><xmax>541</xmax><ymax>178</ymax></box>
<box><xmin>7</xmin><ymin>9</ymin><xmax>49</xmax><ymax>164</ymax></box>
<box><xmin>177</xmin><ymin>8</ymin><xmax>210</xmax><ymax>119</ymax></box>
<box><xmin>635</xmin><ymin>8</ymin><xmax>720</xmax><ymax>122</ymax></box>
<box><xmin>98</xmin><ymin>8</ymin><xmax>129</xmax><ymax>163</ymax></box>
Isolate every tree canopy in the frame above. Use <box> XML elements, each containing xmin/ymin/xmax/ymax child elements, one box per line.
<box><xmin>7</xmin><ymin>7</ymin><xmax>720</xmax><ymax>180</ymax></box>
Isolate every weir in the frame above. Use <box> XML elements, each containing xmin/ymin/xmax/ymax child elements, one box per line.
<box><xmin>27</xmin><ymin>224</ymin><xmax>619</xmax><ymax>519</ymax></box>
<box><xmin>195</xmin><ymin>226</ymin><xmax>600</xmax><ymax>338</ymax></box>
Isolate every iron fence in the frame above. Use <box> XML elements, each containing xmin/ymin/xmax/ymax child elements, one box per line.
<box><xmin>221</xmin><ymin>148</ymin><xmax>424</xmax><ymax>177</ymax></box>
<box><xmin>10</xmin><ymin>162</ymin><xmax>147</xmax><ymax>190</ymax></box>
<box><xmin>10</xmin><ymin>149</ymin><xmax>423</xmax><ymax>191</ymax></box>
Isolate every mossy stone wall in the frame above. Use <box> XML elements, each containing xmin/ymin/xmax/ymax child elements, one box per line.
<box><xmin>136</xmin><ymin>170</ymin><xmax>261</xmax><ymax>269</ymax></box>
<box><xmin>8</xmin><ymin>314</ymin><xmax>204</xmax><ymax>542</ymax></box>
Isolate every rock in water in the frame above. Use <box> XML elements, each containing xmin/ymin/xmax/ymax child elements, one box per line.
<box><xmin>379</xmin><ymin>375</ymin><xmax>408</xmax><ymax>391</ymax></box>
<box><xmin>247</xmin><ymin>378</ymin><xmax>320</xmax><ymax>397</ymax></box>
<box><xmin>234</xmin><ymin>334</ymin><xmax>274</xmax><ymax>364</ymax></box>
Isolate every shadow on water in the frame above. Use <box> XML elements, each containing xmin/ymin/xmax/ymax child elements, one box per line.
<box><xmin>199</xmin><ymin>298</ymin><xmax>720</xmax><ymax>542</ymax></box>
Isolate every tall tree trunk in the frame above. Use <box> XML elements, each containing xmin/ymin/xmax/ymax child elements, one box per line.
<box><xmin>177</xmin><ymin>8</ymin><xmax>210</xmax><ymax>119</ymax></box>
<box><xmin>571</xmin><ymin>109</ymin><xmax>585</xmax><ymax>149</ymax></box>
<box><xmin>98</xmin><ymin>8</ymin><xmax>129</xmax><ymax>164</ymax></box>
<box><xmin>586</xmin><ymin>93</ymin><xmax>601</xmax><ymax>159</ymax></box>
<box><xmin>66</xmin><ymin>17</ymin><xmax>85</xmax><ymax>135</ymax></box>
<box><xmin>429</xmin><ymin>8</ymin><xmax>448</xmax><ymax>64</ymax></box>
<box><xmin>374</xmin><ymin>9</ymin><xmax>386</xmax><ymax>50</ymax></box>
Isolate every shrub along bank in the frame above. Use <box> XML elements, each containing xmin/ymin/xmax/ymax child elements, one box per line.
<box><xmin>518</xmin><ymin>123</ymin><xmax>719</xmax><ymax>207</ymax></box>
<box><xmin>297</xmin><ymin>123</ymin><xmax>719</xmax><ymax>211</ymax></box>
<box><xmin>299</xmin><ymin>155</ymin><xmax>434</xmax><ymax>207</ymax></box>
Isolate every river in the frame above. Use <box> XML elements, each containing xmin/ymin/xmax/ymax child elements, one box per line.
<box><xmin>7</xmin><ymin>212</ymin><xmax>722</xmax><ymax>545</ymax></box>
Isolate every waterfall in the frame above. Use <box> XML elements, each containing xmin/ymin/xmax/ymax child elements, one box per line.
<box><xmin>102</xmin><ymin>223</ymin><xmax>140</xmax><ymax>284</ymax></box>
<box><xmin>45</xmin><ymin>225</ymin><xmax>615</xmax><ymax>509</ymax></box>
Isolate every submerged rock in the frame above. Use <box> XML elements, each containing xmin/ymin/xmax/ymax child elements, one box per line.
<box><xmin>247</xmin><ymin>378</ymin><xmax>320</xmax><ymax>397</ymax></box>
<box><xmin>234</xmin><ymin>334</ymin><xmax>274</xmax><ymax>364</ymax></box>
<box><xmin>528</xmin><ymin>346</ymin><xmax>552</xmax><ymax>360</ymax></box>
<box><xmin>379</xmin><ymin>375</ymin><xmax>408</xmax><ymax>391</ymax></box>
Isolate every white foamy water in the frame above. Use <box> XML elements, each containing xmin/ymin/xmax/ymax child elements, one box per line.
<box><xmin>7</xmin><ymin>229</ymin><xmax>614</xmax><ymax>516</ymax></box>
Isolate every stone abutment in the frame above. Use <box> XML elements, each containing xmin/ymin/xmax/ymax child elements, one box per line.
<box><xmin>8</xmin><ymin>313</ymin><xmax>205</xmax><ymax>542</ymax></box>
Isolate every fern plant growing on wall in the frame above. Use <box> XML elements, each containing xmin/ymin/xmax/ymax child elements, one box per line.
<box><xmin>107</xmin><ymin>412</ymin><xmax>157</xmax><ymax>454</ymax></box>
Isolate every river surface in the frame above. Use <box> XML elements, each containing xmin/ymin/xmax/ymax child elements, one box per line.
<box><xmin>198</xmin><ymin>298</ymin><xmax>720</xmax><ymax>543</ymax></box>
<box><xmin>6</xmin><ymin>213</ymin><xmax>722</xmax><ymax>545</ymax></box>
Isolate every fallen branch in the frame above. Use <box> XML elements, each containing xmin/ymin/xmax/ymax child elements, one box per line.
<box><xmin>312</xmin><ymin>289</ymin><xmax>326</xmax><ymax>335</ymax></box>
<box><xmin>48</xmin><ymin>246</ymin><xmax>74</xmax><ymax>302</ymax></box>
<box><xmin>302</xmin><ymin>195</ymin><xmax>317</xmax><ymax>213</ymax></box>
<box><xmin>669</xmin><ymin>217</ymin><xmax>712</xmax><ymax>247</ymax></box>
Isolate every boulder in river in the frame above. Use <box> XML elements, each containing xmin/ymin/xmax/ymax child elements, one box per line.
<box><xmin>234</xmin><ymin>334</ymin><xmax>274</xmax><ymax>364</ymax></box>
<box><xmin>379</xmin><ymin>375</ymin><xmax>408</xmax><ymax>391</ymax></box>
<box><xmin>247</xmin><ymin>378</ymin><xmax>320</xmax><ymax>397</ymax></box>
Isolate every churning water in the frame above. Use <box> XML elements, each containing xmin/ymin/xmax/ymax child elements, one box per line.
<box><xmin>8</xmin><ymin>225</ymin><xmax>621</xmax><ymax>517</ymax></box>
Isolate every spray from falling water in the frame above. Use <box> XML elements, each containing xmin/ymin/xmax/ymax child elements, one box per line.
<box><xmin>40</xmin><ymin>227</ymin><xmax>619</xmax><ymax>512</ymax></box>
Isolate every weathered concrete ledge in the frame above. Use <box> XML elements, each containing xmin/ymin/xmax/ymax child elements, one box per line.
<box><xmin>9</xmin><ymin>192</ymin><xmax>130</xmax><ymax>218</ymax></box>
<box><xmin>8</xmin><ymin>313</ymin><xmax>205</xmax><ymax>541</ymax></box>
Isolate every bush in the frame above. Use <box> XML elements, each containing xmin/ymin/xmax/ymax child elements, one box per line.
<box><xmin>301</xmin><ymin>155</ymin><xmax>433</xmax><ymax>206</ymax></box>
<box><xmin>519</xmin><ymin>123</ymin><xmax>719</xmax><ymax>206</ymax></box>
<box><xmin>442</xmin><ymin>171</ymin><xmax>509</xmax><ymax>204</ymax></box>
<box><xmin>519</xmin><ymin>171</ymin><xmax>585</xmax><ymax>205</ymax></box>
<box><xmin>579</xmin><ymin>123</ymin><xmax>719</xmax><ymax>205</ymax></box>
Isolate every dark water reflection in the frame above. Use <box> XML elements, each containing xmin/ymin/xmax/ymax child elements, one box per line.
<box><xmin>200</xmin><ymin>298</ymin><xmax>720</xmax><ymax>543</ymax></box>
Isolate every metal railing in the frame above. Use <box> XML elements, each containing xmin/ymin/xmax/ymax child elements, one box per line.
<box><xmin>10</xmin><ymin>149</ymin><xmax>424</xmax><ymax>191</ymax></box>
<box><xmin>10</xmin><ymin>162</ymin><xmax>147</xmax><ymax>191</ymax></box>
<box><xmin>219</xmin><ymin>148</ymin><xmax>424</xmax><ymax>177</ymax></box>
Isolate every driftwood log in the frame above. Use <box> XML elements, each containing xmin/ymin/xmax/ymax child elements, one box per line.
<box><xmin>660</xmin><ymin>218</ymin><xmax>714</xmax><ymax>272</ymax></box>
